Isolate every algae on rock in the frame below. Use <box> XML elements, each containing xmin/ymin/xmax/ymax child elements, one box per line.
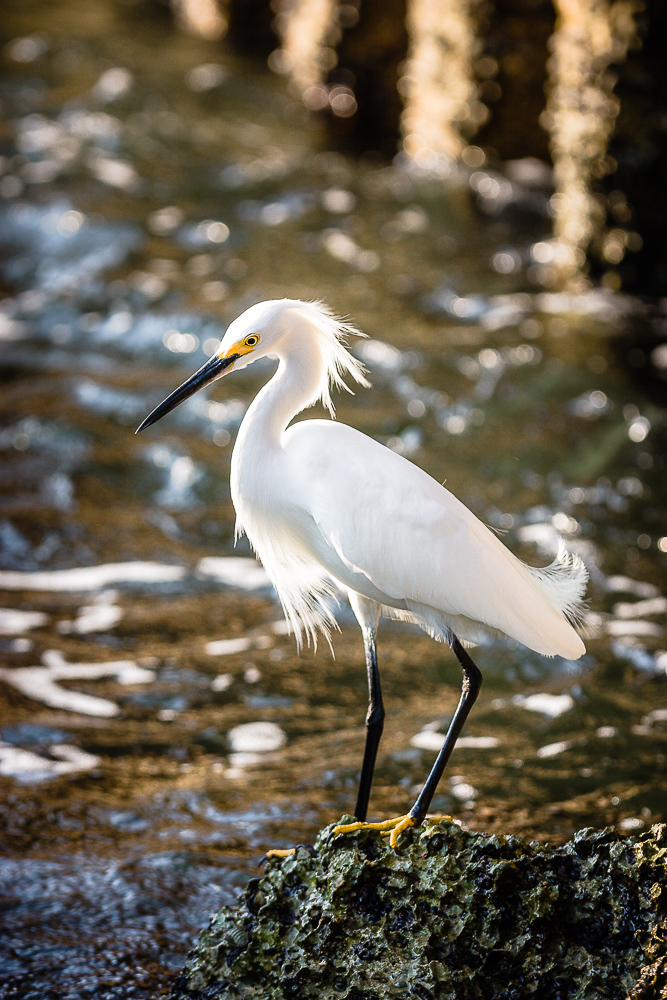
<box><xmin>168</xmin><ymin>818</ymin><xmax>667</xmax><ymax>999</ymax></box>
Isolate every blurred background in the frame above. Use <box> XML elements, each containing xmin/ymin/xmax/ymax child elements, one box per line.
<box><xmin>0</xmin><ymin>0</ymin><xmax>665</xmax><ymax>996</ymax></box>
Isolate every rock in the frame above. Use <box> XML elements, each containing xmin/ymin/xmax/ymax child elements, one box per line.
<box><xmin>167</xmin><ymin>818</ymin><xmax>666</xmax><ymax>999</ymax></box>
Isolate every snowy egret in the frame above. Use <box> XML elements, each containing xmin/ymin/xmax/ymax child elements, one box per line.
<box><xmin>137</xmin><ymin>299</ymin><xmax>587</xmax><ymax>845</ymax></box>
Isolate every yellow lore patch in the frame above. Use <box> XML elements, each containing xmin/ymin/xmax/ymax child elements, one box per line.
<box><xmin>220</xmin><ymin>334</ymin><xmax>260</xmax><ymax>360</ymax></box>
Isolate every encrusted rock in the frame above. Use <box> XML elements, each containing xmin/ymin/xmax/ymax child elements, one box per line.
<box><xmin>167</xmin><ymin>818</ymin><xmax>667</xmax><ymax>999</ymax></box>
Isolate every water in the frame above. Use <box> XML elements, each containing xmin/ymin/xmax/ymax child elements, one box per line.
<box><xmin>0</xmin><ymin>1</ymin><xmax>665</xmax><ymax>996</ymax></box>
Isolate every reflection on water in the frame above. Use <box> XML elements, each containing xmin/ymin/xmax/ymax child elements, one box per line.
<box><xmin>0</xmin><ymin>1</ymin><xmax>665</xmax><ymax>996</ymax></box>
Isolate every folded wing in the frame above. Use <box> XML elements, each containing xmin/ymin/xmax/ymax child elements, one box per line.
<box><xmin>285</xmin><ymin>420</ymin><xmax>587</xmax><ymax>659</ymax></box>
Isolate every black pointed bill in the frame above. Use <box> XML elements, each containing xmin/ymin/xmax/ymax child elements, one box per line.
<box><xmin>136</xmin><ymin>352</ymin><xmax>240</xmax><ymax>433</ymax></box>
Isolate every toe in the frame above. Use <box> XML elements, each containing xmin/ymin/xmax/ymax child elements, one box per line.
<box><xmin>388</xmin><ymin>815</ymin><xmax>415</xmax><ymax>847</ymax></box>
<box><xmin>332</xmin><ymin>814</ymin><xmax>418</xmax><ymax>847</ymax></box>
<box><xmin>264</xmin><ymin>847</ymin><xmax>296</xmax><ymax>860</ymax></box>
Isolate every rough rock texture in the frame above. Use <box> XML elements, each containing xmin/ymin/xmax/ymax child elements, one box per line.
<box><xmin>167</xmin><ymin>818</ymin><xmax>667</xmax><ymax>999</ymax></box>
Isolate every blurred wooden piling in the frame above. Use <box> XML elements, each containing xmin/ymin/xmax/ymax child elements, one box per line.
<box><xmin>173</xmin><ymin>0</ymin><xmax>665</xmax><ymax>296</ymax></box>
<box><xmin>544</xmin><ymin>0</ymin><xmax>641</xmax><ymax>289</ymax></box>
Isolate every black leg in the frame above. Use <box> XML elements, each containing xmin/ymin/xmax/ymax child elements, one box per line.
<box><xmin>409</xmin><ymin>636</ymin><xmax>482</xmax><ymax>824</ymax></box>
<box><xmin>354</xmin><ymin>627</ymin><xmax>385</xmax><ymax>822</ymax></box>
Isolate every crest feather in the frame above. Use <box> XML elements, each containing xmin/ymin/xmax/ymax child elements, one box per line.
<box><xmin>288</xmin><ymin>300</ymin><xmax>370</xmax><ymax>416</ymax></box>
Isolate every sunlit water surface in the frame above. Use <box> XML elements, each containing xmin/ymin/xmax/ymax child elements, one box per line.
<box><xmin>0</xmin><ymin>1</ymin><xmax>665</xmax><ymax>996</ymax></box>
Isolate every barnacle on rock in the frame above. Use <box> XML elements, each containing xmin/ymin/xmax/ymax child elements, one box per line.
<box><xmin>167</xmin><ymin>819</ymin><xmax>667</xmax><ymax>999</ymax></box>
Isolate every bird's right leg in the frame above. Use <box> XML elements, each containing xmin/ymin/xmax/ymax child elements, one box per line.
<box><xmin>354</xmin><ymin>624</ymin><xmax>384</xmax><ymax>821</ymax></box>
<box><xmin>332</xmin><ymin>594</ymin><xmax>388</xmax><ymax>837</ymax></box>
<box><xmin>268</xmin><ymin>621</ymin><xmax>385</xmax><ymax>860</ymax></box>
<box><xmin>334</xmin><ymin>627</ymin><xmax>384</xmax><ymax>836</ymax></box>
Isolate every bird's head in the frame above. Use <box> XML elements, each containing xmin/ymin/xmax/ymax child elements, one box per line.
<box><xmin>215</xmin><ymin>298</ymin><xmax>301</xmax><ymax>370</ymax></box>
<box><xmin>135</xmin><ymin>300</ymin><xmax>289</xmax><ymax>433</ymax></box>
<box><xmin>136</xmin><ymin>298</ymin><xmax>367</xmax><ymax>433</ymax></box>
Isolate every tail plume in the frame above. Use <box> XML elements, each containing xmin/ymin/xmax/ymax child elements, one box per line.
<box><xmin>525</xmin><ymin>541</ymin><xmax>589</xmax><ymax>627</ymax></box>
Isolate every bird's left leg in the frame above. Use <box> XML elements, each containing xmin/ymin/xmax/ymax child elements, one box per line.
<box><xmin>334</xmin><ymin>635</ymin><xmax>482</xmax><ymax>847</ymax></box>
<box><xmin>394</xmin><ymin>636</ymin><xmax>482</xmax><ymax>841</ymax></box>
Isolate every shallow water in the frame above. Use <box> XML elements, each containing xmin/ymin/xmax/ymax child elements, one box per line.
<box><xmin>0</xmin><ymin>1</ymin><xmax>665</xmax><ymax>996</ymax></box>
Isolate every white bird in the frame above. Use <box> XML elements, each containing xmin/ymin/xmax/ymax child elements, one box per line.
<box><xmin>137</xmin><ymin>299</ymin><xmax>587</xmax><ymax>845</ymax></box>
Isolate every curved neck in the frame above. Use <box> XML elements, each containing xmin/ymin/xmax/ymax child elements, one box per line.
<box><xmin>236</xmin><ymin>328</ymin><xmax>328</xmax><ymax>451</ymax></box>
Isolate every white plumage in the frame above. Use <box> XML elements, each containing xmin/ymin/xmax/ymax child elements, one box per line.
<box><xmin>226</xmin><ymin>299</ymin><xmax>586</xmax><ymax>658</ymax></box>
<box><xmin>138</xmin><ymin>297</ymin><xmax>588</xmax><ymax>838</ymax></box>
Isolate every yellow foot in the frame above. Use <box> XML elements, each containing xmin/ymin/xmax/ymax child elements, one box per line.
<box><xmin>332</xmin><ymin>813</ymin><xmax>453</xmax><ymax>849</ymax></box>
<box><xmin>333</xmin><ymin>814</ymin><xmax>416</xmax><ymax>848</ymax></box>
<box><xmin>263</xmin><ymin>843</ymin><xmax>316</xmax><ymax>862</ymax></box>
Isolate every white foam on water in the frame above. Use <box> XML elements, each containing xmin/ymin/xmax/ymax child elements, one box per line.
<box><xmin>606</xmin><ymin>620</ymin><xmax>663</xmax><ymax>638</ymax></box>
<box><xmin>612</xmin><ymin>597</ymin><xmax>667</xmax><ymax>619</ymax></box>
<box><xmin>453</xmin><ymin>735</ymin><xmax>499</xmax><ymax>749</ymax></box>
<box><xmin>512</xmin><ymin>692</ymin><xmax>574</xmax><ymax>718</ymax></box>
<box><xmin>0</xmin><ymin>742</ymin><xmax>101</xmax><ymax>783</ymax></box>
<box><xmin>411</xmin><ymin>731</ymin><xmax>499</xmax><ymax>752</ymax></box>
<box><xmin>0</xmin><ymin>607</ymin><xmax>48</xmax><ymax>634</ymax></box>
<box><xmin>206</xmin><ymin>637</ymin><xmax>252</xmax><ymax>656</ymax></box>
<box><xmin>449</xmin><ymin>779</ymin><xmax>478</xmax><ymax>801</ymax></box>
<box><xmin>206</xmin><ymin>630</ymin><xmax>280</xmax><ymax>656</ymax></box>
<box><xmin>211</xmin><ymin>673</ymin><xmax>233</xmax><ymax>691</ymax></box>
<box><xmin>197</xmin><ymin>557</ymin><xmax>271</xmax><ymax>590</ymax></box>
<box><xmin>57</xmin><ymin>603</ymin><xmax>122</xmax><ymax>634</ymax></box>
<box><xmin>0</xmin><ymin>650</ymin><xmax>156</xmax><ymax>716</ymax></box>
<box><xmin>536</xmin><ymin>740</ymin><xmax>572</xmax><ymax>758</ymax></box>
<box><xmin>227</xmin><ymin>721</ymin><xmax>286</xmax><ymax>754</ymax></box>
<box><xmin>227</xmin><ymin>752</ymin><xmax>263</xmax><ymax>768</ymax></box>
<box><xmin>0</xmin><ymin>561</ymin><xmax>185</xmax><ymax>591</ymax></box>
<box><xmin>606</xmin><ymin>576</ymin><xmax>660</xmax><ymax>598</ymax></box>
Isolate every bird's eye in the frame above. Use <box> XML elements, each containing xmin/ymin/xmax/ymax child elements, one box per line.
<box><xmin>245</xmin><ymin>335</ymin><xmax>259</xmax><ymax>347</ymax></box>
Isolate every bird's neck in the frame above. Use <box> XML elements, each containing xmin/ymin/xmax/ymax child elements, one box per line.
<box><xmin>235</xmin><ymin>328</ymin><xmax>328</xmax><ymax>455</ymax></box>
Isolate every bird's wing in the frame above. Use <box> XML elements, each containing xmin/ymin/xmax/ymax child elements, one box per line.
<box><xmin>284</xmin><ymin>420</ymin><xmax>585</xmax><ymax>658</ymax></box>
